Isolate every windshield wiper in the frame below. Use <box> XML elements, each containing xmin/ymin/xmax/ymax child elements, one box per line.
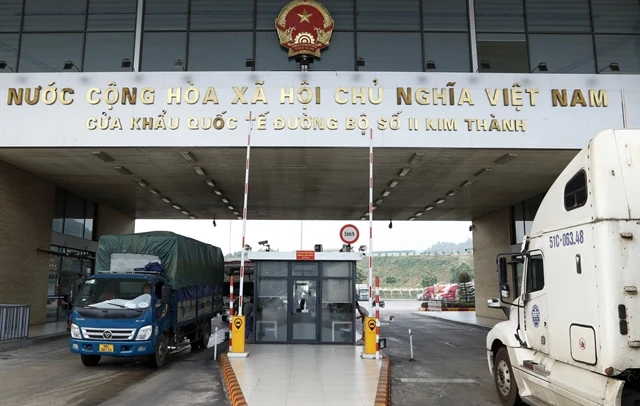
<box><xmin>87</xmin><ymin>301</ymin><xmax>127</xmax><ymax>309</ymax></box>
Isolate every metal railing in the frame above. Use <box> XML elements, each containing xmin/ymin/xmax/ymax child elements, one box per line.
<box><xmin>0</xmin><ymin>305</ymin><xmax>31</xmax><ymax>341</ymax></box>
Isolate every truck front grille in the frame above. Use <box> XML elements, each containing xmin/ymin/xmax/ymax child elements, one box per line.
<box><xmin>81</xmin><ymin>327</ymin><xmax>136</xmax><ymax>340</ymax></box>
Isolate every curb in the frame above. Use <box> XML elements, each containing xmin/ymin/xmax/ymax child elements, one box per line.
<box><xmin>374</xmin><ymin>354</ymin><xmax>391</xmax><ymax>406</ymax></box>
<box><xmin>0</xmin><ymin>331</ymin><xmax>68</xmax><ymax>353</ymax></box>
<box><xmin>414</xmin><ymin>312</ymin><xmax>492</xmax><ymax>331</ymax></box>
<box><xmin>418</xmin><ymin>308</ymin><xmax>476</xmax><ymax>312</ymax></box>
<box><xmin>219</xmin><ymin>352</ymin><xmax>248</xmax><ymax>406</ymax></box>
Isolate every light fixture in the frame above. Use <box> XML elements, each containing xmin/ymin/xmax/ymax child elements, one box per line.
<box><xmin>174</xmin><ymin>58</ymin><xmax>185</xmax><ymax>71</ymax></box>
<box><xmin>389</xmin><ymin>180</ymin><xmax>399</xmax><ymax>188</ymax></box>
<box><xmin>424</xmin><ymin>60</ymin><xmax>436</xmax><ymax>71</ymax></box>
<box><xmin>474</xmin><ymin>168</ymin><xmax>493</xmax><ymax>177</ymax></box>
<box><xmin>222</xmin><ymin>197</ymin><xmax>229</xmax><ymax>204</ymax></box>
<box><xmin>415</xmin><ymin>212</ymin><xmax>423</xmax><ymax>217</ymax></box>
<box><xmin>446</xmin><ymin>190</ymin><xmax>456</xmax><ymax>197</ymax></box>
<box><xmin>460</xmin><ymin>180</ymin><xmax>475</xmax><ymax>188</ymax></box>
<box><xmin>531</xmin><ymin>62</ymin><xmax>548</xmax><ymax>73</ymax></box>
<box><xmin>113</xmin><ymin>166</ymin><xmax>131</xmax><ymax>175</ymax></box>
<box><xmin>408</xmin><ymin>217</ymin><xmax>416</xmax><ymax>221</ymax></box>
<box><xmin>495</xmin><ymin>152</ymin><xmax>518</xmax><ymax>164</ymax></box>
<box><xmin>598</xmin><ymin>62</ymin><xmax>620</xmax><ymax>73</ymax></box>
<box><xmin>0</xmin><ymin>61</ymin><xmax>15</xmax><ymax>72</ymax></box>
<box><xmin>398</xmin><ymin>168</ymin><xmax>411</xmax><ymax>177</ymax></box>
<box><xmin>161</xmin><ymin>197</ymin><xmax>171</xmax><ymax>203</ymax></box>
<box><xmin>133</xmin><ymin>178</ymin><xmax>147</xmax><ymax>187</ymax></box>
<box><xmin>121</xmin><ymin>58</ymin><xmax>134</xmax><ymax>71</ymax></box>
<box><xmin>228</xmin><ymin>205</ymin><xmax>234</xmax><ymax>210</ymax></box>
<box><xmin>92</xmin><ymin>151</ymin><xmax>114</xmax><ymax>162</ymax></box>
<box><xmin>205</xmin><ymin>178</ymin><xmax>215</xmax><ymax>187</ymax></box>
<box><xmin>172</xmin><ymin>204</ymin><xmax>181</xmax><ymax>210</ymax></box>
<box><xmin>372</xmin><ymin>206</ymin><xmax>377</xmax><ymax>210</ymax></box>
<box><xmin>63</xmin><ymin>61</ymin><xmax>80</xmax><ymax>71</ymax></box>
<box><xmin>425</xmin><ymin>205</ymin><xmax>435</xmax><ymax>211</ymax></box>
<box><xmin>361</xmin><ymin>216</ymin><xmax>367</xmax><ymax>220</ymax></box>
<box><xmin>375</xmin><ymin>199</ymin><xmax>383</xmax><ymax>205</ymax></box>
<box><xmin>245</xmin><ymin>58</ymin><xmax>255</xmax><ymax>71</ymax></box>
<box><xmin>233</xmin><ymin>211</ymin><xmax>239</xmax><ymax>216</ymax></box>
<box><xmin>356</xmin><ymin>57</ymin><xmax>365</xmax><ymax>71</ymax></box>
<box><xmin>237</xmin><ymin>216</ymin><xmax>242</xmax><ymax>220</ymax></box>
<box><xmin>409</xmin><ymin>153</ymin><xmax>424</xmax><ymax>164</ymax></box>
<box><xmin>214</xmin><ymin>189</ymin><xmax>223</xmax><ymax>196</ymax></box>
<box><xmin>382</xmin><ymin>190</ymin><xmax>391</xmax><ymax>197</ymax></box>
<box><xmin>435</xmin><ymin>198</ymin><xmax>446</xmax><ymax>204</ymax></box>
<box><xmin>180</xmin><ymin>151</ymin><xmax>196</xmax><ymax>163</ymax></box>
<box><xmin>189</xmin><ymin>215</ymin><xmax>197</xmax><ymax>219</ymax></box>
<box><xmin>193</xmin><ymin>166</ymin><xmax>205</xmax><ymax>176</ymax></box>
<box><xmin>149</xmin><ymin>189</ymin><xmax>160</xmax><ymax>195</ymax></box>
<box><xmin>181</xmin><ymin>210</ymin><xmax>189</xmax><ymax>215</ymax></box>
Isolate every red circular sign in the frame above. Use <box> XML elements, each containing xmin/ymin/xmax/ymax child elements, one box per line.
<box><xmin>340</xmin><ymin>224</ymin><xmax>359</xmax><ymax>244</ymax></box>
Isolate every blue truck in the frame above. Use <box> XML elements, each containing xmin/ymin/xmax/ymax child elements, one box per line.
<box><xmin>69</xmin><ymin>231</ymin><xmax>225</xmax><ymax>368</ymax></box>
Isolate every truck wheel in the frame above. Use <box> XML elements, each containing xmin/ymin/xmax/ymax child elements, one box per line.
<box><xmin>197</xmin><ymin>320</ymin><xmax>211</xmax><ymax>349</ymax></box>
<box><xmin>494</xmin><ymin>347</ymin><xmax>519</xmax><ymax>405</ymax></box>
<box><xmin>148</xmin><ymin>334</ymin><xmax>167</xmax><ymax>369</ymax></box>
<box><xmin>80</xmin><ymin>354</ymin><xmax>101</xmax><ymax>367</ymax></box>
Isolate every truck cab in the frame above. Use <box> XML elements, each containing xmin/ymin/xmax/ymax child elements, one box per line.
<box><xmin>486</xmin><ymin>129</ymin><xmax>640</xmax><ymax>406</ymax></box>
<box><xmin>70</xmin><ymin>271</ymin><xmax>174</xmax><ymax>368</ymax></box>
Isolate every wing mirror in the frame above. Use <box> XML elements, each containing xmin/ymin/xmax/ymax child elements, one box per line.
<box><xmin>488</xmin><ymin>298</ymin><xmax>501</xmax><ymax>308</ymax></box>
<box><xmin>500</xmin><ymin>284</ymin><xmax>510</xmax><ymax>298</ymax></box>
<box><xmin>161</xmin><ymin>286</ymin><xmax>171</xmax><ymax>303</ymax></box>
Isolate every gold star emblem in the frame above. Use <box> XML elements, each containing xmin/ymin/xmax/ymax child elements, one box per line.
<box><xmin>298</xmin><ymin>8</ymin><xmax>313</xmax><ymax>23</ymax></box>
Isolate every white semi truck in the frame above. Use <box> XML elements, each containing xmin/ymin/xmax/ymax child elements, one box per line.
<box><xmin>486</xmin><ymin>128</ymin><xmax>640</xmax><ymax>406</ymax></box>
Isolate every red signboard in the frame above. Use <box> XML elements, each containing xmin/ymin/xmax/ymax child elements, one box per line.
<box><xmin>296</xmin><ymin>250</ymin><xmax>316</xmax><ymax>260</ymax></box>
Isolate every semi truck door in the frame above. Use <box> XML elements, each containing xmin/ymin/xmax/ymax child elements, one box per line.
<box><xmin>523</xmin><ymin>253</ymin><xmax>549</xmax><ymax>354</ymax></box>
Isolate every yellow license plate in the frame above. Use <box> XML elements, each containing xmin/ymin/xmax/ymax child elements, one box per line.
<box><xmin>99</xmin><ymin>344</ymin><xmax>114</xmax><ymax>352</ymax></box>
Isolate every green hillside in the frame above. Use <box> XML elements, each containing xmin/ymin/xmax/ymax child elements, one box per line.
<box><xmin>356</xmin><ymin>254</ymin><xmax>473</xmax><ymax>288</ymax></box>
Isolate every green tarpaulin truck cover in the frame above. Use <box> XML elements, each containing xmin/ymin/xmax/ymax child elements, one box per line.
<box><xmin>95</xmin><ymin>231</ymin><xmax>224</xmax><ymax>289</ymax></box>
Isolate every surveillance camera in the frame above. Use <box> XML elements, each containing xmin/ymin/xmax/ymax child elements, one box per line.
<box><xmin>388</xmin><ymin>221</ymin><xmax>393</xmax><ymax>229</ymax></box>
<box><xmin>469</xmin><ymin>225</ymin><xmax>474</xmax><ymax>232</ymax></box>
<box><xmin>258</xmin><ymin>240</ymin><xmax>268</xmax><ymax>245</ymax></box>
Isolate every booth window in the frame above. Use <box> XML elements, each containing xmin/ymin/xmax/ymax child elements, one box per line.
<box><xmin>564</xmin><ymin>170</ymin><xmax>588</xmax><ymax>211</ymax></box>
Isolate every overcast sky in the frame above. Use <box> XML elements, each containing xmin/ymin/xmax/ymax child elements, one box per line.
<box><xmin>135</xmin><ymin>219</ymin><xmax>472</xmax><ymax>254</ymax></box>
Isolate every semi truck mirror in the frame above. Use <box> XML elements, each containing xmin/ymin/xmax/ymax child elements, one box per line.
<box><xmin>498</xmin><ymin>257</ymin><xmax>508</xmax><ymax>284</ymax></box>
<box><xmin>161</xmin><ymin>286</ymin><xmax>170</xmax><ymax>303</ymax></box>
<box><xmin>500</xmin><ymin>284</ymin><xmax>510</xmax><ymax>298</ymax></box>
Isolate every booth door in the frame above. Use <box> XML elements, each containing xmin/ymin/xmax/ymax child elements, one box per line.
<box><xmin>289</xmin><ymin>279</ymin><xmax>319</xmax><ymax>343</ymax></box>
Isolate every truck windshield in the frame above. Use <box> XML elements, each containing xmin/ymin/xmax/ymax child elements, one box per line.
<box><xmin>76</xmin><ymin>278</ymin><xmax>153</xmax><ymax>310</ymax></box>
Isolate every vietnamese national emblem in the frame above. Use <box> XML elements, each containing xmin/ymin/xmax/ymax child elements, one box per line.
<box><xmin>275</xmin><ymin>0</ymin><xmax>335</xmax><ymax>58</ymax></box>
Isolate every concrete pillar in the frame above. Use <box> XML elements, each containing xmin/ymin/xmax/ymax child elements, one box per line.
<box><xmin>95</xmin><ymin>205</ymin><xmax>135</xmax><ymax>238</ymax></box>
<box><xmin>472</xmin><ymin>207</ymin><xmax>512</xmax><ymax>320</ymax></box>
<box><xmin>0</xmin><ymin>161</ymin><xmax>55</xmax><ymax>325</ymax></box>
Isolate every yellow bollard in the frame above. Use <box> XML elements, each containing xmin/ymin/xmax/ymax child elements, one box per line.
<box><xmin>231</xmin><ymin>315</ymin><xmax>246</xmax><ymax>354</ymax></box>
<box><xmin>362</xmin><ymin>316</ymin><xmax>377</xmax><ymax>358</ymax></box>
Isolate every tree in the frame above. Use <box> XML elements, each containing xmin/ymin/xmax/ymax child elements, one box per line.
<box><xmin>385</xmin><ymin>276</ymin><xmax>397</xmax><ymax>285</ymax></box>
<box><xmin>449</xmin><ymin>262</ymin><xmax>473</xmax><ymax>283</ymax></box>
<box><xmin>457</xmin><ymin>271</ymin><xmax>473</xmax><ymax>302</ymax></box>
<box><xmin>421</xmin><ymin>270</ymin><xmax>438</xmax><ymax>287</ymax></box>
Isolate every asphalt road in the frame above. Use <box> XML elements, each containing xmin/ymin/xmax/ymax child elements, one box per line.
<box><xmin>0</xmin><ymin>317</ymin><xmax>230</xmax><ymax>406</ymax></box>
<box><xmin>378</xmin><ymin>300</ymin><xmax>502</xmax><ymax>406</ymax></box>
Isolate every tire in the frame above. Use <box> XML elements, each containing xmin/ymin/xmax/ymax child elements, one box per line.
<box><xmin>80</xmin><ymin>354</ymin><xmax>101</xmax><ymax>367</ymax></box>
<box><xmin>148</xmin><ymin>334</ymin><xmax>168</xmax><ymax>369</ymax></box>
<box><xmin>493</xmin><ymin>347</ymin><xmax>519</xmax><ymax>406</ymax></box>
<box><xmin>197</xmin><ymin>319</ymin><xmax>211</xmax><ymax>349</ymax></box>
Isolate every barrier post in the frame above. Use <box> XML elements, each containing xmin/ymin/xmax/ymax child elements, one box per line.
<box><xmin>229</xmin><ymin>111</ymin><xmax>254</xmax><ymax>358</ymax></box>
<box><xmin>361</xmin><ymin>317</ymin><xmax>378</xmax><ymax>359</ymax></box>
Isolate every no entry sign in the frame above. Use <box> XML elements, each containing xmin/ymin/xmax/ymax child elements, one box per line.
<box><xmin>340</xmin><ymin>224</ymin><xmax>359</xmax><ymax>245</ymax></box>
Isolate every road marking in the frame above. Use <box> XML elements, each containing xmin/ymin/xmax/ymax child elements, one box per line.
<box><xmin>439</xmin><ymin>340</ymin><xmax>456</xmax><ymax>347</ymax></box>
<box><xmin>397</xmin><ymin>378</ymin><xmax>477</xmax><ymax>384</ymax></box>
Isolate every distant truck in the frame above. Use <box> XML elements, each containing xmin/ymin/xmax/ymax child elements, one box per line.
<box><xmin>486</xmin><ymin>129</ymin><xmax>640</xmax><ymax>405</ymax></box>
<box><xmin>69</xmin><ymin>232</ymin><xmax>225</xmax><ymax>368</ymax></box>
<box><xmin>356</xmin><ymin>284</ymin><xmax>370</xmax><ymax>301</ymax></box>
